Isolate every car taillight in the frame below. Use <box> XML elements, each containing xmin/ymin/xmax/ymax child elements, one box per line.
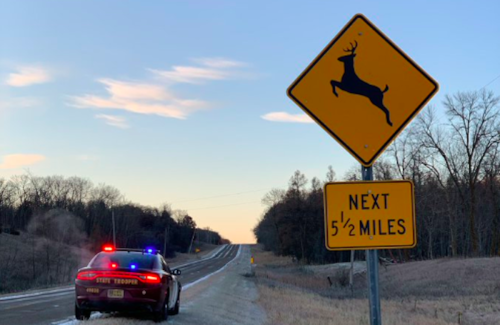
<box><xmin>77</xmin><ymin>271</ymin><xmax>98</xmax><ymax>280</ymax></box>
<box><xmin>139</xmin><ymin>274</ymin><xmax>161</xmax><ymax>284</ymax></box>
<box><xmin>146</xmin><ymin>275</ymin><xmax>159</xmax><ymax>283</ymax></box>
<box><xmin>76</xmin><ymin>271</ymin><xmax>160</xmax><ymax>283</ymax></box>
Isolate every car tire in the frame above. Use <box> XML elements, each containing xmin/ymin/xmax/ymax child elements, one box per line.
<box><xmin>169</xmin><ymin>289</ymin><xmax>180</xmax><ymax>315</ymax></box>
<box><xmin>75</xmin><ymin>303</ymin><xmax>91</xmax><ymax>320</ymax></box>
<box><xmin>153</xmin><ymin>295</ymin><xmax>169</xmax><ymax>323</ymax></box>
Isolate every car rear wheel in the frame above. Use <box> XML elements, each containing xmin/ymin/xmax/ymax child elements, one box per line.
<box><xmin>153</xmin><ymin>296</ymin><xmax>169</xmax><ymax>323</ymax></box>
<box><xmin>75</xmin><ymin>303</ymin><xmax>91</xmax><ymax>320</ymax></box>
<box><xmin>169</xmin><ymin>289</ymin><xmax>180</xmax><ymax>315</ymax></box>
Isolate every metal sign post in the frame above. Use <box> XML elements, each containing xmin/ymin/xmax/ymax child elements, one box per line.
<box><xmin>362</xmin><ymin>166</ymin><xmax>381</xmax><ymax>325</ymax></box>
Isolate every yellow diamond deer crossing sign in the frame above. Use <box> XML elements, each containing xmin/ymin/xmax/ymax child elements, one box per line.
<box><xmin>287</xmin><ymin>14</ymin><xmax>438</xmax><ymax>166</ymax></box>
<box><xmin>324</xmin><ymin>181</ymin><xmax>416</xmax><ymax>250</ymax></box>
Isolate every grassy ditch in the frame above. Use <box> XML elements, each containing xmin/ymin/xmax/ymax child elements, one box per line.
<box><xmin>0</xmin><ymin>232</ymin><xmax>94</xmax><ymax>294</ymax></box>
<box><xmin>251</xmin><ymin>246</ymin><xmax>500</xmax><ymax>325</ymax></box>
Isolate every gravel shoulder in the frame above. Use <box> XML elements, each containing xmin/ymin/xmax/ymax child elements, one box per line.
<box><xmin>173</xmin><ymin>245</ymin><xmax>266</xmax><ymax>325</ymax></box>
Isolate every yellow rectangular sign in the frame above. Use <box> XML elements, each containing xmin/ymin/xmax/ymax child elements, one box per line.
<box><xmin>324</xmin><ymin>180</ymin><xmax>416</xmax><ymax>250</ymax></box>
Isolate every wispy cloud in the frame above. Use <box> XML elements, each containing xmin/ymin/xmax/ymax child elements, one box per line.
<box><xmin>261</xmin><ymin>112</ymin><xmax>314</xmax><ymax>124</ymax></box>
<box><xmin>150</xmin><ymin>57</ymin><xmax>246</xmax><ymax>84</ymax></box>
<box><xmin>0</xmin><ymin>154</ymin><xmax>46</xmax><ymax>169</ymax></box>
<box><xmin>150</xmin><ymin>66</ymin><xmax>229</xmax><ymax>84</ymax></box>
<box><xmin>96</xmin><ymin>114</ymin><xmax>129</xmax><ymax>129</ymax></box>
<box><xmin>71</xmin><ymin>79</ymin><xmax>208</xmax><ymax>119</ymax></box>
<box><xmin>192</xmin><ymin>58</ymin><xmax>246</xmax><ymax>69</ymax></box>
<box><xmin>97</xmin><ymin>79</ymin><xmax>173</xmax><ymax>101</ymax></box>
<box><xmin>70</xmin><ymin>57</ymin><xmax>247</xmax><ymax>124</ymax></box>
<box><xmin>5</xmin><ymin>66</ymin><xmax>51</xmax><ymax>87</ymax></box>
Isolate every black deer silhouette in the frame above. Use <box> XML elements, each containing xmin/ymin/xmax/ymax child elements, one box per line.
<box><xmin>330</xmin><ymin>41</ymin><xmax>393</xmax><ymax>127</ymax></box>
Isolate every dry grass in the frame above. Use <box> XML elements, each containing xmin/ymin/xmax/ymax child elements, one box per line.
<box><xmin>0</xmin><ymin>232</ymin><xmax>94</xmax><ymax>294</ymax></box>
<box><xmin>251</xmin><ymin>246</ymin><xmax>500</xmax><ymax>325</ymax></box>
<box><xmin>258</xmin><ymin>285</ymin><xmax>457</xmax><ymax>325</ymax></box>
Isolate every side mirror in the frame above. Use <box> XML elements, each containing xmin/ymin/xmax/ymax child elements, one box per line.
<box><xmin>172</xmin><ymin>269</ymin><xmax>181</xmax><ymax>276</ymax></box>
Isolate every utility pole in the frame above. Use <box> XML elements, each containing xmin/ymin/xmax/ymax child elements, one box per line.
<box><xmin>163</xmin><ymin>225</ymin><xmax>169</xmax><ymax>258</ymax></box>
<box><xmin>112</xmin><ymin>210</ymin><xmax>116</xmax><ymax>247</ymax></box>
<box><xmin>188</xmin><ymin>227</ymin><xmax>196</xmax><ymax>254</ymax></box>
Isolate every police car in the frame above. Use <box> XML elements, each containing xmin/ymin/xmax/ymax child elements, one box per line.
<box><xmin>75</xmin><ymin>245</ymin><xmax>182</xmax><ymax>322</ymax></box>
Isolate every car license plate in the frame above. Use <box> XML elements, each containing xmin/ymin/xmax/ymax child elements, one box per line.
<box><xmin>107</xmin><ymin>289</ymin><xmax>124</xmax><ymax>299</ymax></box>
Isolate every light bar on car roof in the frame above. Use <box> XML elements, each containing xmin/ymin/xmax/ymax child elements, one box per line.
<box><xmin>101</xmin><ymin>247</ymin><xmax>161</xmax><ymax>254</ymax></box>
<box><xmin>144</xmin><ymin>247</ymin><xmax>160</xmax><ymax>254</ymax></box>
<box><xmin>102</xmin><ymin>244</ymin><xmax>115</xmax><ymax>252</ymax></box>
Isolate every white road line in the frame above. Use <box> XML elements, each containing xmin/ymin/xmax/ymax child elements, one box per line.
<box><xmin>0</xmin><ymin>287</ymin><xmax>73</xmax><ymax>302</ymax></box>
<box><xmin>183</xmin><ymin>245</ymin><xmax>242</xmax><ymax>291</ymax></box>
<box><xmin>215</xmin><ymin>245</ymin><xmax>230</xmax><ymax>259</ymax></box>
<box><xmin>175</xmin><ymin>244</ymin><xmax>227</xmax><ymax>268</ymax></box>
<box><xmin>221</xmin><ymin>245</ymin><xmax>233</xmax><ymax>259</ymax></box>
<box><xmin>222</xmin><ymin>245</ymin><xmax>233</xmax><ymax>258</ymax></box>
<box><xmin>213</xmin><ymin>247</ymin><xmax>224</xmax><ymax>259</ymax></box>
<box><xmin>0</xmin><ymin>291</ymin><xmax>73</xmax><ymax>305</ymax></box>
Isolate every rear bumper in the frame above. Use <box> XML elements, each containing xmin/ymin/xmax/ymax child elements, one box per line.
<box><xmin>77</xmin><ymin>299</ymin><xmax>159</xmax><ymax>312</ymax></box>
<box><xmin>75</xmin><ymin>283</ymin><xmax>164</xmax><ymax>312</ymax></box>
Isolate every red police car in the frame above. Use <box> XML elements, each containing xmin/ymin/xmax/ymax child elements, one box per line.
<box><xmin>75</xmin><ymin>245</ymin><xmax>182</xmax><ymax>322</ymax></box>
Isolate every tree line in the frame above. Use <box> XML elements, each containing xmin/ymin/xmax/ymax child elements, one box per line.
<box><xmin>0</xmin><ymin>173</ymin><xmax>227</xmax><ymax>255</ymax></box>
<box><xmin>254</xmin><ymin>90</ymin><xmax>500</xmax><ymax>263</ymax></box>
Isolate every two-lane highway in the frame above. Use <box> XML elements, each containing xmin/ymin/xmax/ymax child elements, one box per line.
<box><xmin>0</xmin><ymin>245</ymin><xmax>240</xmax><ymax>325</ymax></box>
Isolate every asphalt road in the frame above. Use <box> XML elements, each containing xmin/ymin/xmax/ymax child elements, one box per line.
<box><xmin>0</xmin><ymin>244</ymin><xmax>240</xmax><ymax>325</ymax></box>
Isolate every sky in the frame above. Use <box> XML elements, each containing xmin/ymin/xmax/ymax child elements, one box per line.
<box><xmin>1</xmin><ymin>1</ymin><xmax>500</xmax><ymax>244</ymax></box>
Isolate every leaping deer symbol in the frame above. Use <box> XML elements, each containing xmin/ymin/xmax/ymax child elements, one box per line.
<box><xmin>330</xmin><ymin>41</ymin><xmax>393</xmax><ymax>127</ymax></box>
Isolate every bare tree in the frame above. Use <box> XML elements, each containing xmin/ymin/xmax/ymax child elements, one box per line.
<box><xmin>262</xmin><ymin>188</ymin><xmax>285</xmax><ymax>207</ymax></box>
<box><xmin>482</xmin><ymin>145</ymin><xmax>500</xmax><ymax>255</ymax></box>
<box><xmin>388</xmin><ymin>126</ymin><xmax>423</xmax><ymax>180</ymax></box>
<box><xmin>418</xmin><ymin>90</ymin><xmax>500</xmax><ymax>254</ymax></box>
<box><xmin>90</xmin><ymin>184</ymin><xmax>123</xmax><ymax>207</ymax></box>
<box><xmin>310</xmin><ymin>177</ymin><xmax>322</xmax><ymax>192</ymax></box>
<box><xmin>373</xmin><ymin>159</ymin><xmax>394</xmax><ymax>180</ymax></box>
<box><xmin>326</xmin><ymin>165</ymin><xmax>336</xmax><ymax>182</ymax></box>
<box><xmin>343</xmin><ymin>165</ymin><xmax>361</xmax><ymax>181</ymax></box>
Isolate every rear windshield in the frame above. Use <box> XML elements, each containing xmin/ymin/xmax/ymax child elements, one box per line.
<box><xmin>90</xmin><ymin>252</ymin><xmax>159</xmax><ymax>270</ymax></box>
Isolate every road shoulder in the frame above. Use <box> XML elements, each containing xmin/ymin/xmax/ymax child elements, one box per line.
<box><xmin>175</xmin><ymin>245</ymin><xmax>266</xmax><ymax>325</ymax></box>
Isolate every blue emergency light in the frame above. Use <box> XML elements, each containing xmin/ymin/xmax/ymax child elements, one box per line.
<box><xmin>143</xmin><ymin>247</ymin><xmax>158</xmax><ymax>254</ymax></box>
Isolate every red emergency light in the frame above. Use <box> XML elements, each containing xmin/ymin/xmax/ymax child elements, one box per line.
<box><xmin>103</xmin><ymin>245</ymin><xmax>115</xmax><ymax>252</ymax></box>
